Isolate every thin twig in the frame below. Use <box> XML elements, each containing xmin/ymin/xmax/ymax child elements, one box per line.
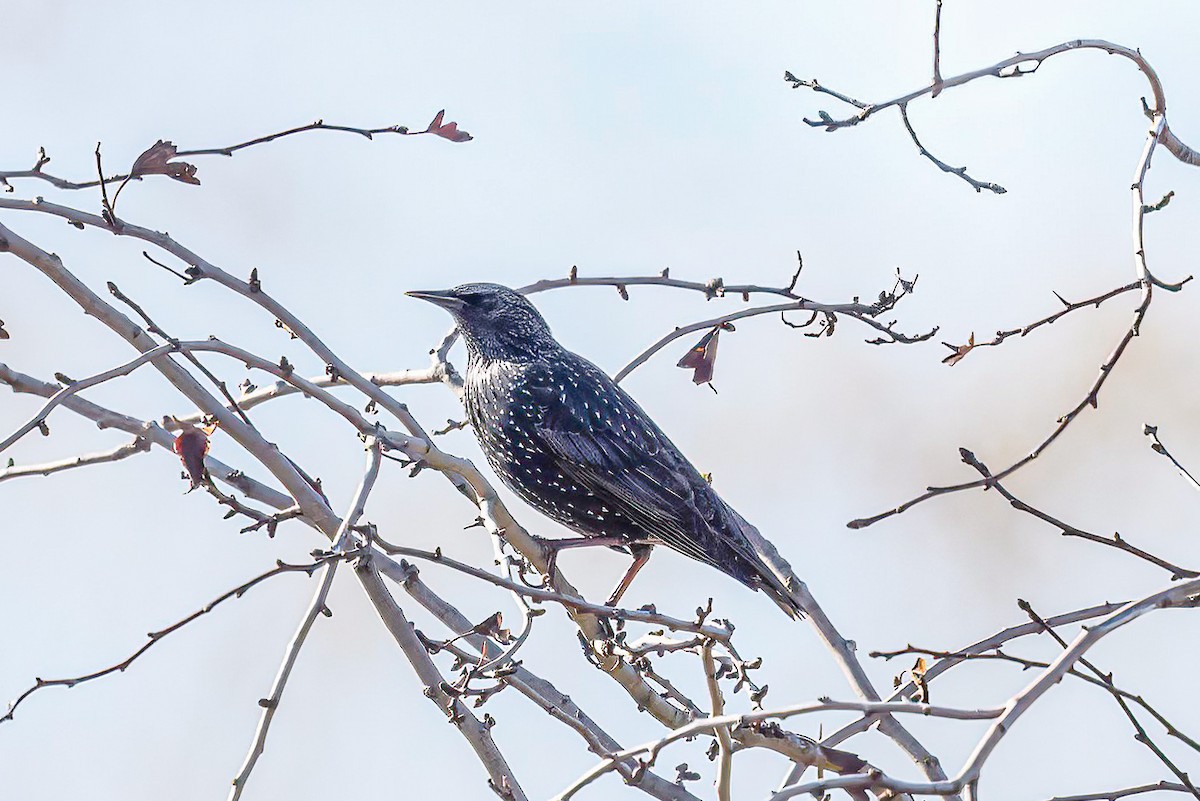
<box><xmin>771</xmin><ymin>579</ymin><xmax>1200</xmax><ymax>800</ymax></box>
<box><xmin>0</xmin><ymin>222</ymin><xmax>339</xmax><ymax>533</ymax></box>
<box><xmin>554</xmin><ymin>699</ymin><xmax>1003</xmax><ymax>801</ymax></box>
<box><xmin>0</xmin><ymin>363</ymin><xmax>296</xmax><ymax>512</ymax></box>
<box><xmin>105</xmin><ymin>281</ymin><xmax>256</xmax><ymax>427</ymax></box>
<box><xmin>372</xmin><ymin>537</ymin><xmax>733</xmax><ymax>640</ymax></box>
<box><xmin>960</xmin><ymin>449</ymin><xmax>1198</xmax><ymax>579</ymax></box>
<box><xmin>357</xmin><ymin>554</ymin><xmax>529</xmax><ymax>801</ymax></box>
<box><xmin>1017</xmin><ymin>600</ymin><xmax>1200</xmax><ymax>796</ymax></box>
<box><xmin>941</xmin><ymin>281</ymin><xmax>1141</xmax><ymax>363</ymax></box>
<box><xmin>386</xmin><ymin>559</ymin><xmax>702</xmax><ymax>801</ymax></box>
<box><xmin>850</xmin><ymin>114</ymin><xmax>1180</xmax><ymax>529</ymax></box>
<box><xmin>898</xmin><ymin>104</ymin><xmax>1004</xmax><ymax>193</ymax></box>
<box><xmin>227</xmin><ymin>440</ymin><xmax>381</xmax><ymax>799</ymax></box>
<box><xmin>0</xmin><ymin>119</ymin><xmax>434</xmax><ymax>191</ymax></box>
<box><xmin>0</xmin><ymin>436</ymin><xmax>151</xmax><ymax>483</ymax></box>
<box><xmin>0</xmin><ymin>342</ymin><xmax>178</xmax><ymax>454</ymax></box>
<box><xmin>1042</xmin><ymin>782</ymin><xmax>1192</xmax><ymax>801</ymax></box>
<box><xmin>931</xmin><ymin>0</ymin><xmax>944</xmax><ymax>95</ymax></box>
<box><xmin>3</xmin><ymin>558</ymin><xmax>330</xmax><ymax>723</ymax></box>
<box><xmin>614</xmin><ymin>291</ymin><xmax>934</xmax><ymax>384</ymax></box>
<box><xmin>872</xmin><ymin>644</ymin><xmax>1200</xmax><ymax>754</ymax></box>
<box><xmin>780</xmin><ymin>600</ymin><xmax>1127</xmax><ymax>791</ymax></box>
<box><xmin>1144</xmin><ymin>425</ymin><xmax>1200</xmax><ymax>492</ymax></box>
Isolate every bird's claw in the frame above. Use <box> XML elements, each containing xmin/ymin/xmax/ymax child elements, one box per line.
<box><xmin>532</xmin><ymin>535</ymin><xmax>560</xmax><ymax>588</ymax></box>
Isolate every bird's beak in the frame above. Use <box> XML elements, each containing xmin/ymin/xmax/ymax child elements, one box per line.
<box><xmin>405</xmin><ymin>289</ymin><xmax>466</xmax><ymax>310</ymax></box>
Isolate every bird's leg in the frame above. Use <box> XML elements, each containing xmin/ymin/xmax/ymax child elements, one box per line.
<box><xmin>533</xmin><ymin>534</ymin><xmax>629</xmax><ymax>588</ymax></box>
<box><xmin>605</xmin><ymin>544</ymin><xmax>654</xmax><ymax>608</ymax></box>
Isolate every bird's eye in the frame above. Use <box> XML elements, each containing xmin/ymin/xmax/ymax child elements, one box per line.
<box><xmin>461</xmin><ymin>292</ymin><xmax>493</xmax><ymax>310</ymax></box>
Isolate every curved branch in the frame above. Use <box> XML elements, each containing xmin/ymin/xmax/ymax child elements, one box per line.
<box><xmin>792</xmin><ymin>39</ymin><xmax>1195</xmax><ymax>163</ymax></box>
<box><xmin>772</xmin><ymin>579</ymin><xmax>1200</xmax><ymax>800</ymax></box>
<box><xmin>374</xmin><ymin>539</ymin><xmax>732</xmax><ymax>640</ymax></box>
<box><xmin>0</xmin><ymin>119</ymin><xmax>449</xmax><ymax>191</ymax></box>
<box><xmin>357</xmin><ymin>555</ymin><xmax>529</xmax><ymax>801</ymax></box>
<box><xmin>2</xmin><ymin>558</ymin><xmax>329</xmax><ymax>724</ymax></box>
<box><xmin>613</xmin><ymin>296</ymin><xmax>934</xmax><ymax>383</ymax></box>
<box><xmin>554</xmin><ymin>699</ymin><xmax>1002</xmax><ymax>801</ymax></box>
<box><xmin>0</xmin><ymin>435</ymin><xmax>151</xmax><ymax>483</ymax></box>
<box><xmin>850</xmin><ymin>112</ymin><xmax>1187</xmax><ymax>528</ymax></box>
<box><xmin>227</xmin><ymin>440</ymin><xmax>382</xmax><ymax>799</ymax></box>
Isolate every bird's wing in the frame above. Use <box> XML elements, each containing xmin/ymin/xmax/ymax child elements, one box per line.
<box><xmin>526</xmin><ymin>359</ymin><xmax>732</xmax><ymax>569</ymax></box>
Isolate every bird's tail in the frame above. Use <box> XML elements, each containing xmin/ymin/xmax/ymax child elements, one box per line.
<box><xmin>723</xmin><ymin>505</ymin><xmax>807</xmax><ymax>620</ymax></box>
<box><xmin>757</xmin><ymin>574</ymin><xmax>806</xmax><ymax>620</ymax></box>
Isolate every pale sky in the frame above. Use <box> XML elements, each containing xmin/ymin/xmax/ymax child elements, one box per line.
<box><xmin>2</xmin><ymin>2</ymin><xmax>1199</xmax><ymax>800</ymax></box>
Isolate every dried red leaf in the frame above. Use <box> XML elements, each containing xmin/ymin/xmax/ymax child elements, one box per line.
<box><xmin>677</xmin><ymin>325</ymin><xmax>733</xmax><ymax>385</ymax></box>
<box><xmin>941</xmin><ymin>333</ymin><xmax>975</xmax><ymax>366</ymax></box>
<box><xmin>424</xmin><ymin>110</ymin><xmax>473</xmax><ymax>143</ymax></box>
<box><xmin>130</xmin><ymin>140</ymin><xmax>200</xmax><ymax>185</ymax></box>
<box><xmin>173</xmin><ymin>425</ymin><xmax>210</xmax><ymax>491</ymax></box>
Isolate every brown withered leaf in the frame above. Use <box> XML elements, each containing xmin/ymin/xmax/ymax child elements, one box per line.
<box><xmin>677</xmin><ymin>323</ymin><xmax>734</xmax><ymax>385</ymax></box>
<box><xmin>470</xmin><ymin>612</ymin><xmax>513</xmax><ymax>644</ymax></box>
<box><xmin>941</xmin><ymin>333</ymin><xmax>975</xmax><ymax>366</ymax></box>
<box><xmin>130</xmin><ymin>140</ymin><xmax>200</xmax><ymax>185</ymax></box>
<box><xmin>424</xmin><ymin>110</ymin><xmax>473</xmax><ymax>143</ymax></box>
<box><xmin>912</xmin><ymin>656</ymin><xmax>930</xmax><ymax>703</ymax></box>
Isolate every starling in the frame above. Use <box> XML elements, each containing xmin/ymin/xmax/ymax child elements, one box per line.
<box><xmin>407</xmin><ymin>283</ymin><xmax>802</xmax><ymax>617</ymax></box>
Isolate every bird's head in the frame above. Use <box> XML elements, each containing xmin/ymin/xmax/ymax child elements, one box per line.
<box><xmin>406</xmin><ymin>283</ymin><xmax>557</xmax><ymax>362</ymax></box>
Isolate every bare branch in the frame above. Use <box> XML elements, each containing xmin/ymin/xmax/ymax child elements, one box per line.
<box><xmin>614</xmin><ymin>291</ymin><xmax>934</xmax><ymax>384</ymax></box>
<box><xmin>850</xmin><ymin>113</ymin><xmax>1183</xmax><ymax>529</ymax></box>
<box><xmin>1144</xmin><ymin>424</ymin><xmax>1200</xmax><ymax>493</ymax></box>
<box><xmin>1042</xmin><ymin>782</ymin><xmax>1192</xmax><ymax>801</ymax></box>
<box><xmin>943</xmin><ymin>281</ymin><xmax>1141</xmax><ymax>363</ymax></box>
<box><xmin>960</xmin><ymin>449</ymin><xmax>1198</xmax><ymax>579</ymax></box>
<box><xmin>555</xmin><ymin>699</ymin><xmax>1002</xmax><ymax>801</ymax></box>
<box><xmin>1016</xmin><ymin>600</ymin><xmax>1200</xmax><ymax>795</ymax></box>
<box><xmin>228</xmin><ymin>440</ymin><xmax>382</xmax><ymax>799</ymax></box>
<box><xmin>899</xmin><ymin>104</ymin><xmax>1004</xmax><ymax>193</ymax></box>
<box><xmin>3</xmin><ymin>558</ymin><xmax>330</xmax><ymax>723</ymax></box>
<box><xmin>789</xmin><ymin>40</ymin><xmax>1193</xmax><ymax>161</ymax></box>
<box><xmin>874</xmin><ymin>644</ymin><xmax>1200</xmax><ymax>756</ymax></box>
<box><xmin>931</xmin><ymin>0</ymin><xmax>944</xmax><ymax>94</ymax></box>
<box><xmin>373</xmin><ymin>538</ymin><xmax>733</xmax><ymax>640</ymax></box>
<box><xmin>0</xmin><ymin>435</ymin><xmax>150</xmax><ymax>483</ymax></box>
<box><xmin>385</xmin><ymin>559</ymin><xmax>703</xmax><ymax>801</ymax></box>
<box><xmin>772</xmin><ymin>580</ymin><xmax>1200</xmax><ymax>800</ymax></box>
<box><xmin>781</xmin><ymin>600</ymin><xmax>1127</xmax><ymax>790</ymax></box>
<box><xmin>0</xmin><ymin>363</ymin><xmax>296</xmax><ymax>512</ymax></box>
<box><xmin>0</xmin><ymin>221</ymin><xmax>339</xmax><ymax>531</ymax></box>
<box><xmin>356</xmin><ymin>554</ymin><xmax>529</xmax><ymax>801</ymax></box>
<box><xmin>0</xmin><ymin>342</ymin><xmax>178</xmax><ymax>454</ymax></box>
<box><xmin>0</xmin><ymin>118</ymin><xmax>459</xmax><ymax>191</ymax></box>
<box><xmin>702</xmin><ymin>641</ymin><xmax>734</xmax><ymax>801</ymax></box>
<box><xmin>168</xmin><ymin>366</ymin><xmax>446</xmax><ymax>427</ymax></box>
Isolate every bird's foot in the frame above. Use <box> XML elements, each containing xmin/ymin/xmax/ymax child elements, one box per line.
<box><xmin>531</xmin><ymin>535</ymin><xmax>560</xmax><ymax>588</ymax></box>
<box><xmin>530</xmin><ymin>534</ymin><xmax>629</xmax><ymax>590</ymax></box>
<box><xmin>604</xmin><ymin>543</ymin><xmax>654</xmax><ymax>608</ymax></box>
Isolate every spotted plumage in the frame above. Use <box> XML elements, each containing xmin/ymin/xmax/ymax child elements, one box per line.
<box><xmin>407</xmin><ymin>283</ymin><xmax>801</xmax><ymax>617</ymax></box>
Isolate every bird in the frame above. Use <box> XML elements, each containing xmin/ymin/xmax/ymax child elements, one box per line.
<box><xmin>406</xmin><ymin>283</ymin><xmax>802</xmax><ymax>617</ymax></box>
